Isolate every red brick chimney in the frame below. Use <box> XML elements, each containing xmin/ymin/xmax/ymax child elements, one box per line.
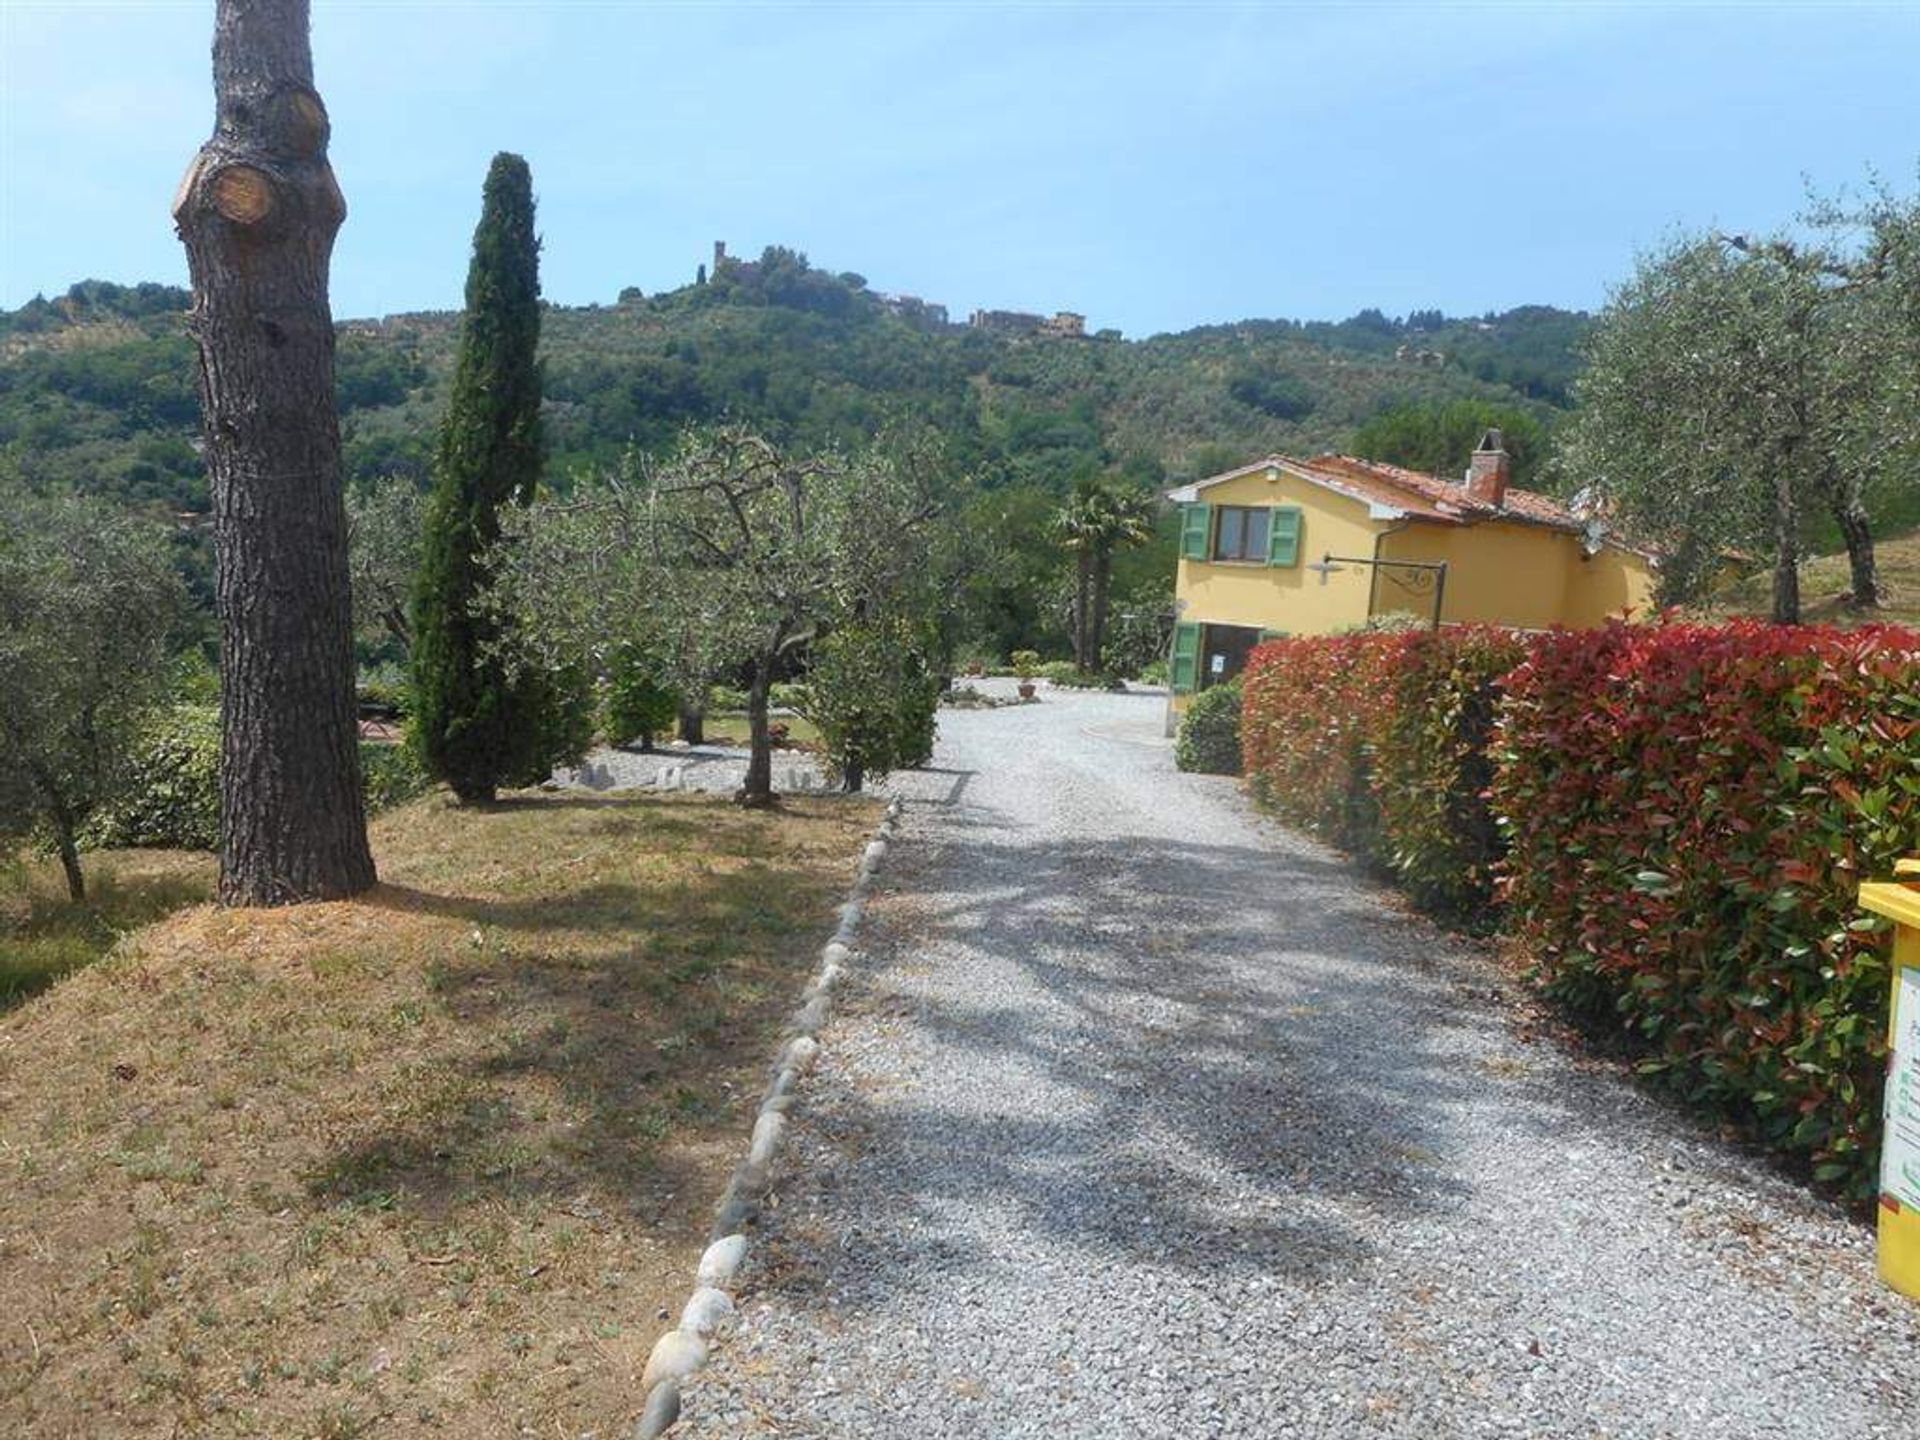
<box><xmin>1466</xmin><ymin>428</ymin><xmax>1511</xmax><ymax>507</ymax></box>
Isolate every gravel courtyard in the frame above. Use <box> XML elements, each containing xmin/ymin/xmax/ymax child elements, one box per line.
<box><xmin>675</xmin><ymin>684</ymin><xmax>1920</xmax><ymax>1439</ymax></box>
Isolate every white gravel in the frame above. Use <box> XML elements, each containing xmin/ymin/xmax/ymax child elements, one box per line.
<box><xmin>671</xmin><ymin>683</ymin><xmax>1920</xmax><ymax>1439</ymax></box>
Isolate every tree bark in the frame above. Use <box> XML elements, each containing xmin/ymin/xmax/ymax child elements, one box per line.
<box><xmin>1088</xmin><ymin>547</ymin><xmax>1112</xmax><ymax>674</ymax></box>
<box><xmin>174</xmin><ymin>0</ymin><xmax>375</xmax><ymax>904</ymax></box>
<box><xmin>52</xmin><ymin>816</ymin><xmax>85</xmax><ymax>903</ymax></box>
<box><xmin>738</xmin><ymin>654</ymin><xmax>776</xmax><ymax>808</ymax></box>
<box><xmin>1823</xmin><ymin>461</ymin><xmax>1882</xmax><ymax>608</ymax></box>
<box><xmin>1770</xmin><ymin>462</ymin><xmax>1802</xmax><ymax>626</ymax></box>
<box><xmin>677</xmin><ymin>700</ymin><xmax>705</xmax><ymax>745</ymax></box>
<box><xmin>842</xmin><ymin>758</ymin><xmax>865</xmax><ymax>794</ymax></box>
<box><xmin>1073</xmin><ymin>550</ymin><xmax>1093</xmax><ymax>671</ymax></box>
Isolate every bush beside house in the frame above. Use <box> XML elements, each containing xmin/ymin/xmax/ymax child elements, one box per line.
<box><xmin>1174</xmin><ymin>681</ymin><xmax>1243</xmax><ymax>775</ymax></box>
<box><xmin>1240</xmin><ymin>619</ymin><xmax>1920</xmax><ymax>1196</ymax></box>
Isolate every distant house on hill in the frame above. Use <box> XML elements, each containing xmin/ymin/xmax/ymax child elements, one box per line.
<box><xmin>1163</xmin><ymin>431</ymin><xmax>1657</xmax><ymax>698</ymax></box>
<box><xmin>969</xmin><ymin>308</ymin><xmax>1089</xmax><ymax>338</ymax></box>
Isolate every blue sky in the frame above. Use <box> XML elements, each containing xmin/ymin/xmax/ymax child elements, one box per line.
<box><xmin>1</xmin><ymin>1</ymin><xmax>1915</xmax><ymax>337</ymax></box>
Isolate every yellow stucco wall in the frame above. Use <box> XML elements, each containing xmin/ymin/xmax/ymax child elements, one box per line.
<box><xmin>1174</xmin><ymin>467</ymin><xmax>1379</xmax><ymax>636</ymax></box>
<box><xmin>1377</xmin><ymin>521</ymin><xmax>1570</xmax><ymax>628</ymax></box>
<box><xmin>1563</xmin><ymin>541</ymin><xmax>1660</xmax><ymax>626</ymax></box>
<box><xmin>1172</xmin><ymin>471</ymin><xmax>1659</xmax><ymax>640</ymax></box>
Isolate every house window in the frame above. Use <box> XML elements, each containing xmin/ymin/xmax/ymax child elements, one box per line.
<box><xmin>1213</xmin><ymin>506</ymin><xmax>1271</xmax><ymax>562</ymax></box>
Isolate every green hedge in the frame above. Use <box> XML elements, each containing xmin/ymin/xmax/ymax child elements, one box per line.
<box><xmin>88</xmin><ymin>704</ymin><xmax>435</xmax><ymax>852</ymax></box>
<box><xmin>1240</xmin><ymin>619</ymin><xmax>1920</xmax><ymax>1197</ymax></box>
<box><xmin>86</xmin><ymin>704</ymin><xmax>221</xmax><ymax>850</ymax></box>
<box><xmin>1174</xmin><ymin>682</ymin><xmax>1242</xmax><ymax>774</ymax></box>
<box><xmin>1241</xmin><ymin>628</ymin><xmax>1524</xmax><ymax>914</ymax></box>
<box><xmin>1493</xmin><ymin>621</ymin><xmax>1920</xmax><ymax>1194</ymax></box>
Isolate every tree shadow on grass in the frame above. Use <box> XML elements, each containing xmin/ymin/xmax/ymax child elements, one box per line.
<box><xmin>305</xmin><ymin>807</ymin><xmax>850</xmax><ymax>1232</ymax></box>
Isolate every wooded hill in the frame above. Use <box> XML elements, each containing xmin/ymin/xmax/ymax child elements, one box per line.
<box><xmin>0</xmin><ymin>255</ymin><xmax>1589</xmax><ymax>519</ymax></box>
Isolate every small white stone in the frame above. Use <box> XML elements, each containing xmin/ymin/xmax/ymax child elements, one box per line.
<box><xmin>680</xmin><ymin>1286</ymin><xmax>736</xmax><ymax>1338</ymax></box>
<box><xmin>697</xmin><ymin>1233</ymin><xmax>747</xmax><ymax>1287</ymax></box>
<box><xmin>748</xmin><ymin>1110</ymin><xmax>787</xmax><ymax>1168</ymax></box>
<box><xmin>640</xmin><ymin>1329</ymin><xmax>706</xmax><ymax>1391</ymax></box>
<box><xmin>785</xmin><ymin>1035</ymin><xmax>819</xmax><ymax>1071</ymax></box>
<box><xmin>634</xmin><ymin>1379</ymin><xmax>681</xmax><ymax>1439</ymax></box>
<box><xmin>814</xmin><ymin>961</ymin><xmax>844</xmax><ymax>992</ymax></box>
<box><xmin>863</xmin><ymin>840</ymin><xmax>888</xmax><ymax>868</ymax></box>
<box><xmin>823</xmin><ymin>939</ymin><xmax>852</xmax><ymax>966</ymax></box>
<box><xmin>794</xmin><ymin>993</ymin><xmax>829</xmax><ymax>1034</ymax></box>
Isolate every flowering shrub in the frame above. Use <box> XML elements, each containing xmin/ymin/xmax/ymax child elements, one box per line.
<box><xmin>1241</xmin><ymin>628</ymin><xmax>1524</xmax><ymax>914</ymax></box>
<box><xmin>1493</xmin><ymin>620</ymin><xmax>1920</xmax><ymax>1194</ymax></box>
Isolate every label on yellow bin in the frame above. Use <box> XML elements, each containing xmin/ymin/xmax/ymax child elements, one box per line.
<box><xmin>1857</xmin><ymin>877</ymin><xmax>1920</xmax><ymax>1301</ymax></box>
<box><xmin>1888</xmin><ymin>969</ymin><xmax>1920</xmax><ymax>1212</ymax></box>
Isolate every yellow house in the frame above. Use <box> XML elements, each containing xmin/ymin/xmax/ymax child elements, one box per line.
<box><xmin>1165</xmin><ymin>431</ymin><xmax>1657</xmax><ymax>696</ymax></box>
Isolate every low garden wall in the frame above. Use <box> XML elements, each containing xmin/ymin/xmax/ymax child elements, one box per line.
<box><xmin>1235</xmin><ymin>619</ymin><xmax>1920</xmax><ymax>1197</ymax></box>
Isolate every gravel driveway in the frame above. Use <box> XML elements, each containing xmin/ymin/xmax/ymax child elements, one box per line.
<box><xmin>674</xmin><ymin>684</ymin><xmax>1920</xmax><ymax>1439</ymax></box>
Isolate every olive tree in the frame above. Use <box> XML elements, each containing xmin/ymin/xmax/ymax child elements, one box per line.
<box><xmin>1562</xmin><ymin>221</ymin><xmax>1920</xmax><ymax>620</ymax></box>
<box><xmin>492</xmin><ymin>428</ymin><xmax>941</xmax><ymax>806</ymax></box>
<box><xmin>0</xmin><ymin>489</ymin><xmax>185</xmax><ymax>900</ymax></box>
<box><xmin>345</xmin><ymin>474</ymin><xmax>423</xmax><ymax>656</ymax></box>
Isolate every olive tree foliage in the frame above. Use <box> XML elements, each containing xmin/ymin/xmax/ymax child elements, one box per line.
<box><xmin>345</xmin><ymin>474</ymin><xmax>423</xmax><ymax>656</ymax></box>
<box><xmin>1560</xmin><ymin>215</ymin><xmax>1920</xmax><ymax>621</ymax></box>
<box><xmin>794</xmin><ymin>615</ymin><xmax>940</xmax><ymax>792</ymax></box>
<box><xmin>492</xmin><ymin>426</ymin><xmax>942</xmax><ymax>806</ymax></box>
<box><xmin>0</xmin><ymin>487</ymin><xmax>185</xmax><ymax>900</ymax></box>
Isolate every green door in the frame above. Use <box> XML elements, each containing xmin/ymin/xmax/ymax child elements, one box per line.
<box><xmin>1170</xmin><ymin>621</ymin><xmax>1201</xmax><ymax>693</ymax></box>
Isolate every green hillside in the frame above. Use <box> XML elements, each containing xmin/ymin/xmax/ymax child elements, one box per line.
<box><xmin>0</xmin><ymin>255</ymin><xmax>1588</xmax><ymax>516</ymax></box>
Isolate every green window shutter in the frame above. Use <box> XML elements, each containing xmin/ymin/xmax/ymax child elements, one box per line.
<box><xmin>1170</xmin><ymin>622</ymin><xmax>1200</xmax><ymax>694</ymax></box>
<box><xmin>1268</xmin><ymin>506</ymin><xmax>1302</xmax><ymax>568</ymax></box>
<box><xmin>1180</xmin><ymin>503</ymin><xmax>1212</xmax><ymax>560</ymax></box>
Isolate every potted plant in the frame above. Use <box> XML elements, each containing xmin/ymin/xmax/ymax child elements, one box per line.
<box><xmin>1011</xmin><ymin>650</ymin><xmax>1040</xmax><ymax>701</ymax></box>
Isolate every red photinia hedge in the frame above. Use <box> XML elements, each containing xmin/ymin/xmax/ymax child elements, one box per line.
<box><xmin>1492</xmin><ymin>619</ymin><xmax>1920</xmax><ymax>1194</ymax></box>
<box><xmin>1244</xmin><ymin>617</ymin><xmax>1920</xmax><ymax>1196</ymax></box>
<box><xmin>1241</xmin><ymin>627</ymin><xmax>1527</xmax><ymax>914</ymax></box>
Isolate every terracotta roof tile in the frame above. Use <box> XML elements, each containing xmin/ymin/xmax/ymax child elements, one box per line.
<box><xmin>1303</xmin><ymin>455</ymin><xmax>1584</xmax><ymax>533</ymax></box>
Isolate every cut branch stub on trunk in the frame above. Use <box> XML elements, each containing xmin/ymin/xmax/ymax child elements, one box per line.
<box><xmin>175</xmin><ymin>0</ymin><xmax>375</xmax><ymax>905</ymax></box>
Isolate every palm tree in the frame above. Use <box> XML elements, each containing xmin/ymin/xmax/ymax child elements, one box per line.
<box><xmin>1054</xmin><ymin>477</ymin><xmax>1156</xmax><ymax>674</ymax></box>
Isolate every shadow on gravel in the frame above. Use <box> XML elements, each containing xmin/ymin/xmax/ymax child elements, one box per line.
<box><xmin>774</xmin><ymin>829</ymin><xmax>1583</xmax><ymax>1312</ymax></box>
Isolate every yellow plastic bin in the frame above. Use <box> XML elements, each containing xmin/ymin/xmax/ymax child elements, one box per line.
<box><xmin>1858</xmin><ymin>860</ymin><xmax>1920</xmax><ymax>1301</ymax></box>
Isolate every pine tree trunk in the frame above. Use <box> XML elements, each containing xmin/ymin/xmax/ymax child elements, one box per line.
<box><xmin>677</xmin><ymin>700</ymin><xmax>705</xmax><ymax>745</ymax></box>
<box><xmin>174</xmin><ymin>0</ymin><xmax>375</xmax><ymax>904</ymax></box>
<box><xmin>842</xmin><ymin>759</ymin><xmax>865</xmax><ymax>794</ymax></box>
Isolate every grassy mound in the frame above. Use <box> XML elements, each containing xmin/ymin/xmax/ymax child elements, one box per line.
<box><xmin>0</xmin><ymin>791</ymin><xmax>873</xmax><ymax>1438</ymax></box>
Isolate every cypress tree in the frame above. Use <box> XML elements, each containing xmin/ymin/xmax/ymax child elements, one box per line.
<box><xmin>411</xmin><ymin>152</ymin><xmax>564</xmax><ymax>803</ymax></box>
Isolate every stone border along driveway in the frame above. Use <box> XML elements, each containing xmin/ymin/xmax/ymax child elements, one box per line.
<box><xmin>623</xmin><ymin>796</ymin><xmax>903</xmax><ymax>1439</ymax></box>
<box><xmin>658</xmin><ymin>685</ymin><xmax>1920</xmax><ymax>1440</ymax></box>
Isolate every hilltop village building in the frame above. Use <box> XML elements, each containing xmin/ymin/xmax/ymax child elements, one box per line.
<box><xmin>1164</xmin><ymin>431</ymin><xmax>1657</xmax><ymax>698</ymax></box>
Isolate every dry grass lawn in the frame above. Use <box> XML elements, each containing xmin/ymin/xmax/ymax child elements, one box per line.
<box><xmin>1</xmin><ymin>849</ymin><xmax>217</xmax><ymax>1010</ymax></box>
<box><xmin>1698</xmin><ymin>528</ymin><xmax>1920</xmax><ymax>630</ymax></box>
<box><xmin>0</xmin><ymin>790</ymin><xmax>875</xmax><ymax>1439</ymax></box>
